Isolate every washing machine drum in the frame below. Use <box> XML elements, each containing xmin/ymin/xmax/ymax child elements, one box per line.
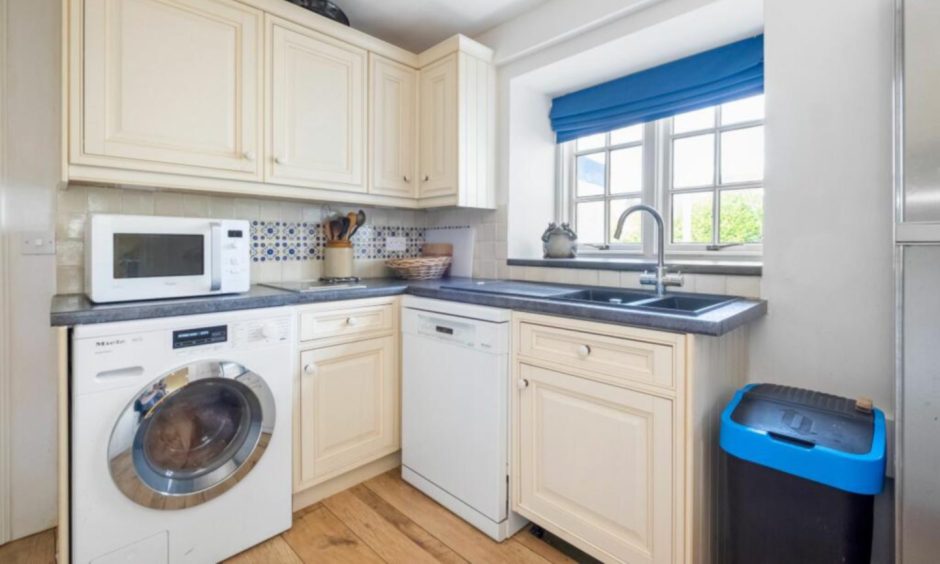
<box><xmin>108</xmin><ymin>360</ymin><xmax>276</xmax><ymax>510</ymax></box>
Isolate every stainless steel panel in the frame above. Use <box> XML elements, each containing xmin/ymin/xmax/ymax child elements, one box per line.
<box><xmin>900</xmin><ymin>245</ymin><xmax>940</xmax><ymax>561</ymax></box>
<box><xmin>903</xmin><ymin>0</ymin><xmax>940</xmax><ymax>222</ymax></box>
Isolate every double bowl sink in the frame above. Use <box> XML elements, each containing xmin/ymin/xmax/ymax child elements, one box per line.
<box><xmin>440</xmin><ymin>282</ymin><xmax>738</xmax><ymax>316</ymax></box>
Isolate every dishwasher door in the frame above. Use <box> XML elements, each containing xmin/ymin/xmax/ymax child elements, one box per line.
<box><xmin>402</xmin><ymin>308</ymin><xmax>509</xmax><ymax>524</ymax></box>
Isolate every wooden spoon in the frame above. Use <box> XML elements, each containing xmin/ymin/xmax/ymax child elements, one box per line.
<box><xmin>346</xmin><ymin>212</ymin><xmax>358</xmax><ymax>240</ymax></box>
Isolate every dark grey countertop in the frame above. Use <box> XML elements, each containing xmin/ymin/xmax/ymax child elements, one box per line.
<box><xmin>508</xmin><ymin>257</ymin><xmax>762</xmax><ymax>276</ymax></box>
<box><xmin>51</xmin><ymin>278</ymin><xmax>767</xmax><ymax>336</ymax></box>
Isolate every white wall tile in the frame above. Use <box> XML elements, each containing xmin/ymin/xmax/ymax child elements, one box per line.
<box><xmin>576</xmin><ymin>269</ymin><xmax>599</xmax><ymax>286</ymax></box>
<box><xmin>694</xmin><ymin>275</ymin><xmax>727</xmax><ymax>294</ymax></box>
<box><xmin>87</xmin><ymin>186</ymin><xmax>122</xmax><ymax>213</ymax></box>
<box><xmin>207</xmin><ymin>196</ymin><xmax>236</xmax><ymax>219</ymax></box>
<box><xmin>154</xmin><ymin>192</ymin><xmax>184</xmax><ymax>216</ymax></box>
<box><xmin>597</xmin><ymin>270</ymin><xmax>620</xmax><ymax>287</ymax></box>
<box><xmin>56</xmin><ymin>266</ymin><xmax>83</xmax><ymax>295</ymax></box>
<box><xmin>120</xmin><ymin>189</ymin><xmax>154</xmax><ymax>215</ymax></box>
<box><xmin>726</xmin><ymin>275</ymin><xmax>762</xmax><ymax>298</ymax></box>
<box><xmin>620</xmin><ymin>271</ymin><xmax>642</xmax><ymax>289</ymax></box>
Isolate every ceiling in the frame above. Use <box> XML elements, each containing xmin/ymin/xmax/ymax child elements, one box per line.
<box><xmin>326</xmin><ymin>0</ymin><xmax>547</xmax><ymax>52</ymax></box>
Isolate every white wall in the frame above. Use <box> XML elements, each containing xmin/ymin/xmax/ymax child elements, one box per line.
<box><xmin>1</xmin><ymin>0</ymin><xmax>61</xmax><ymax>540</ymax></box>
<box><xmin>751</xmin><ymin>0</ymin><xmax>895</xmax><ymax>414</ymax></box>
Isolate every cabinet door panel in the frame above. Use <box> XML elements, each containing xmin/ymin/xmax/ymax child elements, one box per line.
<box><xmin>82</xmin><ymin>0</ymin><xmax>261</xmax><ymax>177</ymax></box>
<box><xmin>297</xmin><ymin>337</ymin><xmax>398</xmax><ymax>489</ymax></box>
<box><xmin>418</xmin><ymin>54</ymin><xmax>458</xmax><ymax>198</ymax></box>
<box><xmin>516</xmin><ymin>363</ymin><xmax>674</xmax><ymax>564</ymax></box>
<box><xmin>268</xmin><ymin>19</ymin><xmax>366</xmax><ymax>192</ymax></box>
<box><xmin>370</xmin><ymin>55</ymin><xmax>417</xmax><ymax>198</ymax></box>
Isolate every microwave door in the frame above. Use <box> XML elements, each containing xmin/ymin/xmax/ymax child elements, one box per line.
<box><xmin>112</xmin><ymin>232</ymin><xmax>207</xmax><ymax>281</ymax></box>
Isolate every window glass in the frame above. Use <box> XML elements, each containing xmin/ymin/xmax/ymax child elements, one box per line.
<box><xmin>672</xmin><ymin>192</ymin><xmax>714</xmax><ymax>243</ymax></box>
<box><xmin>576</xmin><ymin>133</ymin><xmax>606</xmax><ymax>152</ymax></box>
<box><xmin>720</xmin><ymin>188</ymin><xmax>764</xmax><ymax>243</ymax></box>
<box><xmin>610</xmin><ymin>146</ymin><xmax>643</xmax><ymax>194</ymax></box>
<box><xmin>576</xmin><ymin>201</ymin><xmax>605</xmax><ymax>244</ymax></box>
<box><xmin>674</xmin><ymin>107</ymin><xmax>715</xmax><ymax>133</ymax></box>
<box><xmin>610</xmin><ymin>125</ymin><xmax>643</xmax><ymax>145</ymax></box>
<box><xmin>720</xmin><ymin>126</ymin><xmax>765</xmax><ymax>183</ymax></box>
<box><xmin>673</xmin><ymin>134</ymin><xmax>715</xmax><ymax>188</ymax></box>
<box><xmin>721</xmin><ymin>94</ymin><xmax>765</xmax><ymax>125</ymax></box>
<box><xmin>576</xmin><ymin>153</ymin><xmax>606</xmax><ymax>197</ymax></box>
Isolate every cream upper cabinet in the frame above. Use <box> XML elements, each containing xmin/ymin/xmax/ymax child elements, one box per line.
<box><xmin>516</xmin><ymin>362</ymin><xmax>675</xmax><ymax>564</ymax></box>
<box><xmin>370</xmin><ymin>54</ymin><xmax>418</xmax><ymax>198</ymax></box>
<box><xmin>296</xmin><ymin>335</ymin><xmax>399</xmax><ymax>491</ymax></box>
<box><xmin>267</xmin><ymin>17</ymin><xmax>367</xmax><ymax>192</ymax></box>
<box><xmin>77</xmin><ymin>0</ymin><xmax>262</xmax><ymax>179</ymax></box>
<box><xmin>418</xmin><ymin>54</ymin><xmax>459</xmax><ymax>201</ymax></box>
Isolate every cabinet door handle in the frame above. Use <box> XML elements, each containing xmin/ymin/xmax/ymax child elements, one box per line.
<box><xmin>576</xmin><ymin>344</ymin><xmax>592</xmax><ymax>358</ymax></box>
<box><xmin>303</xmin><ymin>363</ymin><xmax>317</xmax><ymax>376</ymax></box>
<box><xmin>517</xmin><ymin>379</ymin><xmax>529</xmax><ymax>390</ymax></box>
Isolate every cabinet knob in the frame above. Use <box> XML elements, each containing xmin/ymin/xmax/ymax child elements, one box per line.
<box><xmin>403</xmin><ymin>175</ymin><xmax>410</xmax><ymax>183</ymax></box>
<box><xmin>346</xmin><ymin>317</ymin><xmax>359</xmax><ymax>327</ymax></box>
<box><xmin>275</xmin><ymin>156</ymin><xmax>286</xmax><ymax>165</ymax></box>
<box><xmin>423</xmin><ymin>175</ymin><xmax>430</xmax><ymax>182</ymax></box>
<box><xmin>577</xmin><ymin>344</ymin><xmax>592</xmax><ymax>358</ymax></box>
<box><xmin>517</xmin><ymin>379</ymin><xmax>529</xmax><ymax>390</ymax></box>
<box><xmin>243</xmin><ymin>151</ymin><xmax>256</xmax><ymax>161</ymax></box>
<box><xmin>303</xmin><ymin>363</ymin><xmax>317</xmax><ymax>376</ymax></box>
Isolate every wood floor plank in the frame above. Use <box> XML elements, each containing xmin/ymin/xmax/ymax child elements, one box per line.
<box><xmin>224</xmin><ymin>535</ymin><xmax>303</xmax><ymax>564</ymax></box>
<box><xmin>511</xmin><ymin>531</ymin><xmax>578</xmax><ymax>564</ymax></box>
<box><xmin>0</xmin><ymin>529</ymin><xmax>56</xmax><ymax>564</ymax></box>
<box><xmin>364</xmin><ymin>471</ymin><xmax>551</xmax><ymax>564</ymax></box>
<box><xmin>348</xmin><ymin>485</ymin><xmax>467</xmax><ymax>564</ymax></box>
<box><xmin>282</xmin><ymin>506</ymin><xmax>384</xmax><ymax>564</ymax></box>
<box><xmin>323</xmin><ymin>488</ymin><xmax>444</xmax><ymax>564</ymax></box>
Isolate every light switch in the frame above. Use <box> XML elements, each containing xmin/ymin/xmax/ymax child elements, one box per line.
<box><xmin>21</xmin><ymin>231</ymin><xmax>56</xmax><ymax>255</ymax></box>
<box><xmin>386</xmin><ymin>236</ymin><xmax>407</xmax><ymax>252</ymax></box>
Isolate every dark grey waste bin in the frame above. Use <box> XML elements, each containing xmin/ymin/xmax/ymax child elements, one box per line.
<box><xmin>720</xmin><ymin>384</ymin><xmax>886</xmax><ymax>564</ymax></box>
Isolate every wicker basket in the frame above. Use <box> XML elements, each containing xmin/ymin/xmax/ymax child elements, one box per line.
<box><xmin>385</xmin><ymin>256</ymin><xmax>452</xmax><ymax>280</ymax></box>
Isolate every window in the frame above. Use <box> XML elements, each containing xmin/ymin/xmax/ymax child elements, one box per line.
<box><xmin>563</xmin><ymin>94</ymin><xmax>765</xmax><ymax>258</ymax></box>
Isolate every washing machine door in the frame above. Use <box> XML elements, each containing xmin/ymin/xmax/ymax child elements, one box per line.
<box><xmin>107</xmin><ymin>360</ymin><xmax>275</xmax><ymax>510</ymax></box>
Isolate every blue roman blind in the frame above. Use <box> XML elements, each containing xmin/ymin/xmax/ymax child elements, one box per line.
<box><xmin>550</xmin><ymin>34</ymin><xmax>764</xmax><ymax>143</ymax></box>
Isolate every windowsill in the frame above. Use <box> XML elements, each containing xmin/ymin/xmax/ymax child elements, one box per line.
<box><xmin>507</xmin><ymin>257</ymin><xmax>762</xmax><ymax>276</ymax></box>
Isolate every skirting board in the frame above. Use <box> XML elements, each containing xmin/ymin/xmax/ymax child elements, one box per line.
<box><xmin>292</xmin><ymin>452</ymin><xmax>401</xmax><ymax>512</ymax></box>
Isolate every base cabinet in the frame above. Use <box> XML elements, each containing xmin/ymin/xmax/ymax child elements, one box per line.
<box><xmin>295</xmin><ymin>334</ymin><xmax>399</xmax><ymax>492</ymax></box>
<box><xmin>516</xmin><ymin>363</ymin><xmax>675</xmax><ymax>564</ymax></box>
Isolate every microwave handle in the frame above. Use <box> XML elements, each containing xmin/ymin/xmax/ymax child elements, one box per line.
<box><xmin>210</xmin><ymin>222</ymin><xmax>222</xmax><ymax>291</ymax></box>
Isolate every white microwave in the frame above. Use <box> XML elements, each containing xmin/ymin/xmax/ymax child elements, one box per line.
<box><xmin>85</xmin><ymin>214</ymin><xmax>251</xmax><ymax>303</ymax></box>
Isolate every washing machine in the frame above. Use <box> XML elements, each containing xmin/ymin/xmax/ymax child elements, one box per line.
<box><xmin>70</xmin><ymin>307</ymin><xmax>295</xmax><ymax>563</ymax></box>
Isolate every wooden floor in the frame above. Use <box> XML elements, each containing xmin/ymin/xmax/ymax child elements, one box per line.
<box><xmin>0</xmin><ymin>469</ymin><xmax>577</xmax><ymax>564</ymax></box>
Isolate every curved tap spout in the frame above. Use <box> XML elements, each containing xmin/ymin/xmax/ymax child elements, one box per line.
<box><xmin>614</xmin><ymin>204</ymin><xmax>681</xmax><ymax>295</ymax></box>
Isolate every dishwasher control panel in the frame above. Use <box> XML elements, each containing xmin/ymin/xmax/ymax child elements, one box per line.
<box><xmin>404</xmin><ymin>308</ymin><xmax>509</xmax><ymax>354</ymax></box>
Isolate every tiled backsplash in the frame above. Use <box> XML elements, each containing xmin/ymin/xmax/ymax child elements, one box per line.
<box><xmin>54</xmin><ymin>184</ymin><xmax>761</xmax><ymax>299</ymax></box>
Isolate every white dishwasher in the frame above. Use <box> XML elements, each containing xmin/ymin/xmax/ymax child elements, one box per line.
<box><xmin>401</xmin><ymin>295</ymin><xmax>527</xmax><ymax>541</ymax></box>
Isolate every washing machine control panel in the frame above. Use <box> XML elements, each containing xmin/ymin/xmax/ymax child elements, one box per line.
<box><xmin>169</xmin><ymin>317</ymin><xmax>291</xmax><ymax>356</ymax></box>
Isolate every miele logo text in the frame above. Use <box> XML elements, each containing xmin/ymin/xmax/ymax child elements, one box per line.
<box><xmin>96</xmin><ymin>339</ymin><xmax>125</xmax><ymax>347</ymax></box>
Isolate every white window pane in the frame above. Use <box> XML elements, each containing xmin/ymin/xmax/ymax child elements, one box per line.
<box><xmin>610</xmin><ymin>124</ymin><xmax>643</xmax><ymax>145</ymax></box>
<box><xmin>576</xmin><ymin>201</ymin><xmax>605</xmax><ymax>244</ymax></box>
<box><xmin>673</xmin><ymin>107</ymin><xmax>715</xmax><ymax>134</ymax></box>
<box><xmin>609</xmin><ymin>198</ymin><xmax>642</xmax><ymax>244</ymax></box>
<box><xmin>720</xmin><ymin>188</ymin><xmax>764</xmax><ymax>243</ymax></box>
<box><xmin>720</xmin><ymin>126</ymin><xmax>764</xmax><ymax>183</ymax></box>
<box><xmin>672</xmin><ymin>192</ymin><xmax>713</xmax><ymax>244</ymax></box>
<box><xmin>576</xmin><ymin>133</ymin><xmax>606</xmax><ymax>151</ymax></box>
<box><xmin>721</xmin><ymin>95</ymin><xmax>765</xmax><ymax>125</ymax></box>
<box><xmin>673</xmin><ymin>134</ymin><xmax>715</xmax><ymax>188</ymax></box>
<box><xmin>610</xmin><ymin>147</ymin><xmax>642</xmax><ymax>194</ymax></box>
<box><xmin>576</xmin><ymin>153</ymin><xmax>606</xmax><ymax>197</ymax></box>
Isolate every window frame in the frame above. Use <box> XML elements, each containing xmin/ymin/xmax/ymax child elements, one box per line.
<box><xmin>561</xmin><ymin>97</ymin><xmax>764</xmax><ymax>262</ymax></box>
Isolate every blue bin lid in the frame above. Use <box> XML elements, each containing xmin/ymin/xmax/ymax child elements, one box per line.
<box><xmin>720</xmin><ymin>384</ymin><xmax>886</xmax><ymax>495</ymax></box>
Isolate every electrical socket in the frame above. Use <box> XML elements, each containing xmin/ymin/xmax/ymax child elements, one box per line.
<box><xmin>386</xmin><ymin>236</ymin><xmax>407</xmax><ymax>252</ymax></box>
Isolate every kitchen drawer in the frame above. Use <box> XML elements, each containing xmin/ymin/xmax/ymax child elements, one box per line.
<box><xmin>299</xmin><ymin>299</ymin><xmax>396</xmax><ymax>342</ymax></box>
<box><xmin>517</xmin><ymin>322</ymin><xmax>675</xmax><ymax>390</ymax></box>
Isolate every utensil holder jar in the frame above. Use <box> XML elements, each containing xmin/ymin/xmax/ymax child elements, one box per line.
<box><xmin>324</xmin><ymin>242</ymin><xmax>354</xmax><ymax>278</ymax></box>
